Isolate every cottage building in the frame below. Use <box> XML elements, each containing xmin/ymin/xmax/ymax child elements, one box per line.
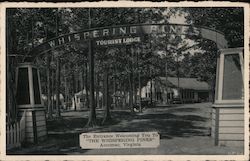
<box><xmin>141</xmin><ymin>77</ymin><xmax>212</xmax><ymax>104</ymax></box>
<box><xmin>72</xmin><ymin>90</ymin><xmax>103</xmax><ymax>110</ymax></box>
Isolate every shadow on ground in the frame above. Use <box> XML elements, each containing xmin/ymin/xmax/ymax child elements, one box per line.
<box><xmin>7</xmin><ymin>104</ymin><xmax>211</xmax><ymax>154</ymax></box>
<box><xmin>100</xmin><ymin>110</ymin><xmax>209</xmax><ymax>139</ymax></box>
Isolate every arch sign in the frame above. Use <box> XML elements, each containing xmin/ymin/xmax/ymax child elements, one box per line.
<box><xmin>27</xmin><ymin>23</ymin><xmax>228</xmax><ymax>60</ymax></box>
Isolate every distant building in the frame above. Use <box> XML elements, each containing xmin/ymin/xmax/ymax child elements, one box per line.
<box><xmin>141</xmin><ymin>77</ymin><xmax>212</xmax><ymax>104</ymax></box>
<box><xmin>41</xmin><ymin>93</ymin><xmax>65</xmax><ymax>108</ymax></box>
<box><xmin>72</xmin><ymin>90</ymin><xmax>103</xmax><ymax>110</ymax></box>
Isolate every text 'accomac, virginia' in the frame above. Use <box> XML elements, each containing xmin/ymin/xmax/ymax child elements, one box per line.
<box><xmin>79</xmin><ymin>132</ymin><xmax>160</xmax><ymax>149</ymax></box>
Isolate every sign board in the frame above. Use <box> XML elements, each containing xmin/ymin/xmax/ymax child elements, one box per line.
<box><xmin>79</xmin><ymin>132</ymin><xmax>160</xmax><ymax>149</ymax></box>
<box><xmin>95</xmin><ymin>37</ymin><xmax>141</xmax><ymax>46</ymax></box>
<box><xmin>26</xmin><ymin>23</ymin><xmax>228</xmax><ymax>60</ymax></box>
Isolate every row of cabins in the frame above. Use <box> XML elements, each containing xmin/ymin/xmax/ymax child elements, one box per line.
<box><xmin>142</xmin><ymin>77</ymin><xmax>212</xmax><ymax>104</ymax></box>
<box><xmin>51</xmin><ymin>77</ymin><xmax>211</xmax><ymax>110</ymax></box>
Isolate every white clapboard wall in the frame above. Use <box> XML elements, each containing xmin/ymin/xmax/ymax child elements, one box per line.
<box><xmin>212</xmin><ymin>106</ymin><xmax>244</xmax><ymax>147</ymax></box>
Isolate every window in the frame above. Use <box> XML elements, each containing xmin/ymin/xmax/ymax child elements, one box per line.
<box><xmin>222</xmin><ymin>54</ymin><xmax>243</xmax><ymax>100</ymax></box>
<box><xmin>16</xmin><ymin>68</ymin><xmax>30</xmax><ymax>105</ymax></box>
<box><xmin>32</xmin><ymin>68</ymin><xmax>41</xmax><ymax>104</ymax></box>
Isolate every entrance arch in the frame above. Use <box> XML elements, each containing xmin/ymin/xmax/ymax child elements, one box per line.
<box><xmin>24</xmin><ymin>23</ymin><xmax>228</xmax><ymax>61</ymax></box>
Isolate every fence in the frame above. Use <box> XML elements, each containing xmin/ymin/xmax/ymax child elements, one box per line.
<box><xmin>6</xmin><ymin>111</ymin><xmax>26</xmax><ymax>150</ymax></box>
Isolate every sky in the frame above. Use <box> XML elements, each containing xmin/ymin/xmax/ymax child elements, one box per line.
<box><xmin>169</xmin><ymin>13</ymin><xmax>186</xmax><ymax>24</ymax></box>
<box><xmin>159</xmin><ymin>12</ymin><xmax>202</xmax><ymax>59</ymax></box>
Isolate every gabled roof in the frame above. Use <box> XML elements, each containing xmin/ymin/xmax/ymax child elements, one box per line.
<box><xmin>75</xmin><ymin>90</ymin><xmax>102</xmax><ymax>97</ymax></box>
<box><xmin>158</xmin><ymin>77</ymin><xmax>209</xmax><ymax>90</ymax></box>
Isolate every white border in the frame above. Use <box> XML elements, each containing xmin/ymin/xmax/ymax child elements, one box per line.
<box><xmin>0</xmin><ymin>2</ymin><xmax>249</xmax><ymax>161</ymax></box>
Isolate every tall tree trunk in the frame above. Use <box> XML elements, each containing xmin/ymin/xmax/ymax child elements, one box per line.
<box><xmin>6</xmin><ymin>9</ymin><xmax>18</xmax><ymax>124</ymax></box>
<box><xmin>132</xmin><ymin>47</ymin><xmax>136</xmax><ymax>105</ymax></box>
<box><xmin>136</xmin><ymin>48</ymin><xmax>142</xmax><ymax>112</ymax></box>
<box><xmin>75</xmin><ymin>69</ymin><xmax>78</xmax><ymax>93</ymax></box>
<box><xmin>128</xmin><ymin>46</ymin><xmax>134</xmax><ymax>112</ymax></box>
<box><xmin>81</xmin><ymin>66</ymin><xmax>85</xmax><ymax>109</ymax></box>
<box><xmin>102</xmin><ymin>75</ymin><xmax>106</xmax><ymax>109</ymax></box>
<box><xmin>150</xmin><ymin>69</ymin><xmax>153</xmax><ymax>105</ymax></box>
<box><xmin>123</xmin><ymin>83</ymin><xmax>126</xmax><ymax>109</ymax></box>
<box><xmin>7</xmin><ymin>57</ymin><xmax>17</xmax><ymax>124</ymax></box>
<box><xmin>86</xmin><ymin>40</ymin><xmax>97</xmax><ymax>127</ymax></box>
<box><xmin>139</xmin><ymin>72</ymin><xmax>142</xmax><ymax>113</ymax></box>
<box><xmin>47</xmin><ymin>52</ymin><xmax>53</xmax><ymax>119</ymax></box>
<box><xmin>85</xmin><ymin>62</ymin><xmax>89</xmax><ymax>109</ymax></box>
<box><xmin>113</xmin><ymin>73</ymin><xmax>116</xmax><ymax>109</ymax></box>
<box><xmin>176</xmin><ymin>52</ymin><xmax>182</xmax><ymax>103</ymax></box>
<box><xmin>54</xmin><ymin>8</ymin><xmax>60</xmax><ymax>114</ymax></box>
<box><xmin>56</xmin><ymin>57</ymin><xmax>61</xmax><ymax>117</ymax></box>
<box><xmin>64</xmin><ymin>64</ymin><xmax>68</xmax><ymax>110</ymax></box>
<box><xmin>154</xmin><ymin>82</ymin><xmax>157</xmax><ymax>101</ymax></box>
<box><xmin>102</xmin><ymin>70</ymin><xmax>111</xmax><ymax>125</ymax></box>
<box><xmin>51</xmin><ymin>55</ymin><xmax>54</xmax><ymax>113</ymax></box>
<box><xmin>96</xmin><ymin>73</ymin><xmax>99</xmax><ymax>108</ymax></box>
<box><xmin>71</xmin><ymin>66</ymin><xmax>76</xmax><ymax>111</ymax></box>
<box><xmin>129</xmin><ymin>72</ymin><xmax>134</xmax><ymax>112</ymax></box>
<box><xmin>165</xmin><ymin>62</ymin><xmax>169</xmax><ymax>104</ymax></box>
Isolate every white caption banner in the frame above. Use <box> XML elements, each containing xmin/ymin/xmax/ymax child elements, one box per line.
<box><xmin>79</xmin><ymin>132</ymin><xmax>160</xmax><ymax>149</ymax></box>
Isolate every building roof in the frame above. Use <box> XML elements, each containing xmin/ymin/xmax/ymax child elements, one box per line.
<box><xmin>75</xmin><ymin>90</ymin><xmax>103</xmax><ymax>97</ymax></box>
<box><xmin>158</xmin><ymin>77</ymin><xmax>210</xmax><ymax>90</ymax></box>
